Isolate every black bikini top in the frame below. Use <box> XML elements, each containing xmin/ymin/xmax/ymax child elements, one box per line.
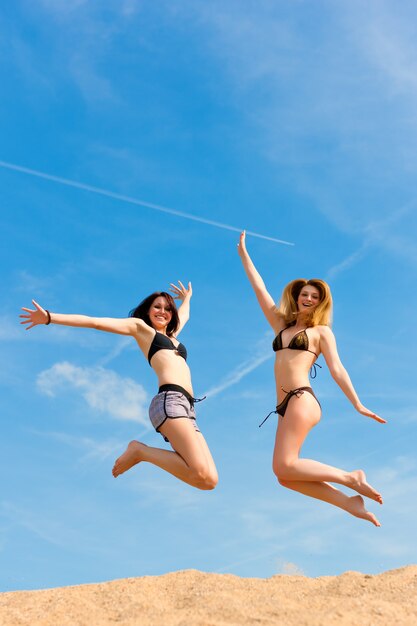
<box><xmin>273</xmin><ymin>325</ymin><xmax>318</xmax><ymax>356</ymax></box>
<box><xmin>273</xmin><ymin>324</ymin><xmax>321</xmax><ymax>378</ymax></box>
<box><xmin>148</xmin><ymin>331</ymin><xmax>187</xmax><ymax>365</ymax></box>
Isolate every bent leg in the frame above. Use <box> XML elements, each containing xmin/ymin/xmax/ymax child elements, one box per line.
<box><xmin>278</xmin><ymin>478</ymin><xmax>381</xmax><ymax>526</ymax></box>
<box><xmin>273</xmin><ymin>393</ymin><xmax>382</xmax><ymax>503</ymax></box>
<box><xmin>160</xmin><ymin>418</ymin><xmax>218</xmax><ymax>489</ymax></box>
<box><xmin>194</xmin><ymin>432</ymin><xmax>218</xmax><ymax>487</ymax></box>
<box><xmin>113</xmin><ymin>418</ymin><xmax>217</xmax><ymax>490</ymax></box>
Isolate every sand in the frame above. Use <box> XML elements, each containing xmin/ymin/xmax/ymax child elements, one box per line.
<box><xmin>1</xmin><ymin>566</ymin><xmax>416</xmax><ymax>626</ymax></box>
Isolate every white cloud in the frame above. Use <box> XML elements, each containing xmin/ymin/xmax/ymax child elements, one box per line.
<box><xmin>14</xmin><ymin>270</ymin><xmax>52</xmax><ymax>294</ymax></box>
<box><xmin>373</xmin><ymin>455</ymin><xmax>417</xmax><ymax>493</ymax></box>
<box><xmin>1</xmin><ymin>501</ymin><xmax>71</xmax><ymax>549</ymax></box>
<box><xmin>13</xmin><ymin>2</ymin><xmax>120</xmax><ymax>104</ymax></box>
<box><xmin>203</xmin><ymin>353</ymin><xmax>272</xmax><ymax>398</ymax></box>
<box><xmin>277</xmin><ymin>560</ymin><xmax>305</xmax><ymax>576</ymax></box>
<box><xmin>68</xmin><ymin>52</ymin><xmax>116</xmax><ymax>103</ymax></box>
<box><xmin>36</xmin><ymin>431</ymin><xmax>127</xmax><ymax>462</ymax></box>
<box><xmin>325</xmin><ymin>196</ymin><xmax>417</xmax><ymax>280</ymax></box>
<box><xmin>182</xmin><ymin>1</ymin><xmax>417</xmax><ymax>272</ymax></box>
<box><xmin>37</xmin><ymin>361</ymin><xmax>149</xmax><ymax>424</ymax></box>
<box><xmin>325</xmin><ymin>242</ymin><xmax>370</xmax><ymax>281</ymax></box>
<box><xmin>352</xmin><ymin>2</ymin><xmax>417</xmax><ymax>98</ymax></box>
<box><xmin>203</xmin><ymin>332</ymin><xmax>273</xmax><ymax>398</ymax></box>
<box><xmin>97</xmin><ymin>336</ymin><xmax>134</xmax><ymax>366</ymax></box>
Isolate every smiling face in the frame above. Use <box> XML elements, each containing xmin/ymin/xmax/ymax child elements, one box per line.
<box><xmin>148</xmin><ymin>296</ymin><xmax>173</xmax><ymax>331</ymax></box>
<box><xmin>278</xmin><ymin>278</ymin><xmax>332</xmax><ymax>327</ymax></box>
<box><xmin>297</xmin><ymin>284</ymin><xmax>321</xmax><ymax>313</ymax></box>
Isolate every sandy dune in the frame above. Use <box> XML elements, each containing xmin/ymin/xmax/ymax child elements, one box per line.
<box><xmin>1</xmin><ymin>566</ymin><xmax>416</xmax><ymax>626</ymax></box>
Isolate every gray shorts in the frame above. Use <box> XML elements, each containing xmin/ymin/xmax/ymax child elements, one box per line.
<box><xmin>149</xmin><ymin>384</ymin><xmax>201</xmax><ymax>442</ymax></box>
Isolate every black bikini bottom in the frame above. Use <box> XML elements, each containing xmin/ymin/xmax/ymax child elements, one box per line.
<box><xmin>158</xmin><ymin>384</ymin><xmax>207</xmax><ymax>408</ymax></box>
<box><xmin>159</xmin><ymin>384</ymin><xmax>195</xmax><ymax>406</ymax></box>
<box><xmin>259</xmin><ymin>386</ymin><xmax>321</xmax><ymax>427</ymax></box>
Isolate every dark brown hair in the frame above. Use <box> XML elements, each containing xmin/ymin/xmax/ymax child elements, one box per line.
<box><xmin>129</xmin><ymin>292</ymin><xmax>179</xmax><ymax>336</ymax></box>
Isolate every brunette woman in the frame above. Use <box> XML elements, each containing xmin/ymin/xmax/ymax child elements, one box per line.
<box><xmin>21</xmin><ymin>282</ymin><xmax>218</xmax><ymax>490</ymax></box>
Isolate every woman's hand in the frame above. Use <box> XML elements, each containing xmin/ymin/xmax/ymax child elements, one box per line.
<box><xmin>356</xmin><ymin>403</ymin><xmax>387</xmax><ymax>424</ymax></box>
<box><xmin>20</xmin><ymin>300</ymin><xmax>49</xmax><ymax>330</ymax></box>
<box><xmin>170</xmin><ymin>280</ymin><xmax>192</xmax><ymax>302</ymax></box>
<box><xmin>237</xmin><ymin>230</ymin><xmax>247</xmax><ymax>257</ymax></box>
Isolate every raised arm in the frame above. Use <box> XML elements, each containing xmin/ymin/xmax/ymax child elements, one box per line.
<box><xmin>237</xmin><ymin>231</ymin><xmax>281</xmax><ymax>331</ymax></box>
<box><xmin>20</xmin><ymin>299</ymin><xmax>142</xmax><ymax>336</ymax></box>
<box><xmin>169</xmin><ymin>280</ymin><xmax>192</xmax><ymax>335</ymax></box>
<box><xmin>319</xmin><ymin>326</ymin><xmax>386</xmax><ymax>424</ymax></box>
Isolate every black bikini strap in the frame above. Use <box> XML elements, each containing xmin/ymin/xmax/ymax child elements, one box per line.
<box><xmin>258</xmin><ymin>409</ymin><xmax>278</xmax><ymax>428</ymax></box>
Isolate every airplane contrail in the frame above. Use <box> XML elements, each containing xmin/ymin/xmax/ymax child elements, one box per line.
<box><xmin>0</xmin><ymin>160</ymin><xmax>294</xmax><ymax>246</ymax></box>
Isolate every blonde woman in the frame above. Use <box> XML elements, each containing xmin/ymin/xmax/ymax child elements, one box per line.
<box><xmin>238</xmin><ymin>232</ymin><xmax>386</xmax><ymax>526</ymax></box>
<box><xmin>20</xmin><ymin>282</ymin><xmax>218</xmax><ymax>491</ymax></box>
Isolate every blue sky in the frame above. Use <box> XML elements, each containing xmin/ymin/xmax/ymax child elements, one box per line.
<box><xmin>1</xmin><ymin>0</ymin><xmax>417</xmax><ymax>591</ymax></box>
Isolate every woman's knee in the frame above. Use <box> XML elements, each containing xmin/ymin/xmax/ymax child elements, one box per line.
<box><xmin>190</xmin><ymin>463</ymin><xmax>218</xmax><ymax>490</ymax></box>
<box><xmin>200</xmin><ymin>473</ymin><xmax>218</xmax><ymax>490</ymax></box>
<box><xmin>273</xmin><ymin>459</ymin><xmax>295</xmax><ymax>483</ymax></box>
<box><xmin>276</xmin><ymin>476</ymin><xmax>293</xmax><ymax>488</ymax></box>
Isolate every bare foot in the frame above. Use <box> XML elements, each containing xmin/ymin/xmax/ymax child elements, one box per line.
<box><xmin>347</xmin><ymin>495</ymin><xmax>381</xmax><ymax>527</ymax></box>
<box><xmin>112</xmin><ymin>440</ymin><xmax>147</xmax><ymax>477</ymax></box>
<box><xmin>347</xmin><ymin>469</ymin><xmax>383</xmax><ymax>504</ymax></box>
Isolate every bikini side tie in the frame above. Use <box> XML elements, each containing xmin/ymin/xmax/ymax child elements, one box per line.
<box><xmin>258</xmin><ymin>409</ymin><xmax>278</xmax><ymax>428</ymax></box>
<box><xmin>310</xmin><ymin>362</ymin><xmax>322</xmax><ymax>379</ymax></box>
<box><xmin>258</xmin><ymin>387</ymin><xmax>306</xmax><ymax>427</ymax></box>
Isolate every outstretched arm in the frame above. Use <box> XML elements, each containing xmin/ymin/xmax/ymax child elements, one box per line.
<box><xmin>320</xmin><ymin>326</ymin><xmax>386</xmax><ymax>424</ymax></box>
<box><xmin>237</xmin><ymin>231</ymin><xmax>281</xmax><ymax>331</ymax></box>
<box><xmin>20</xmin><ymin>300</ymin><xmax>142</xmax><ymax>336</ymax></box>
<box><xmin>169</xmin><ymin>280</ymin><xmax>192</xmax><ymax>335</ymax></box>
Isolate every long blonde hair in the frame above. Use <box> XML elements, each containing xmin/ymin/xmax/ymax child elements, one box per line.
<box><xmin>276</xmin><ymin>279</ymin><xmax>333</xmax><ymax>327</ymax></box>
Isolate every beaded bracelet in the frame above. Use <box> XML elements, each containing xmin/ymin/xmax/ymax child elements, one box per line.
<box><xmin>45</xmin><ymin>310</ymin><xmax>51</xmax><ymax>325</ymax></box>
